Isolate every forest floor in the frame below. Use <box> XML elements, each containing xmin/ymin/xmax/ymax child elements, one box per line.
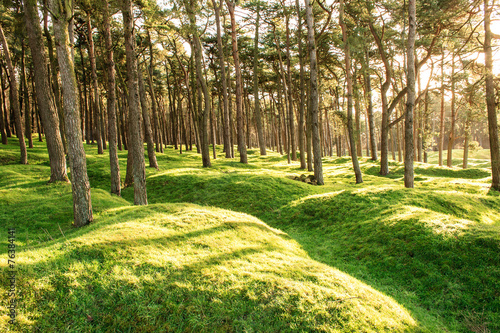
<box><xmin>0</xmin><ymin>138</ymin><xmax>499</xmax><ymax>332</ymax></box>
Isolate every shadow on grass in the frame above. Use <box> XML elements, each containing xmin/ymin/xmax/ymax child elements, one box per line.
<box><xmin>9</xmin><ymin>203</ymin><xmax>418</xmax><ymax>332</ymax></box>
<box><xmin>135</xmin><ymin>171</ymin><xmax>500</xmax><ymax>332</ymax></box>
<box><xmin>363</xmin><ymin>164</ymin><xmax>491</xmax><ymax>179</ymax></box>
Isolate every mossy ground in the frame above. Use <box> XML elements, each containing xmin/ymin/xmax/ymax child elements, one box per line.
<box><xmin>0</xmin><ymin>138</ymin><xmax>499</xmax><ymax>332</ymax></box>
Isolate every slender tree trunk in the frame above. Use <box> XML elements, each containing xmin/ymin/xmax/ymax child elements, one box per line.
<box><xmin>50</xmin><ymin>0</ymin><xmax>93</xmax><ymax>226</ymax></box>
<box><xmin>364</xmin><ymin>50</ymin><xmax>377</xmax><ymax>161</ymax></box>
<box><xmin>86</xmin><ymin>13</ymin><xmax>103</xmax><ymax>155</ymax></box>
<box><xmin>285</xmin><ymin>14</ymin><xmax>296</xmax><ymax>161</ymax></box>
<box><xmin>296</xmin><ymin>0</ymin><xmax>306</xmax><ymax>169</ymax></box>
<box><xmin>122</xmin><ymin>0</ymin><xmax>148</xmax><ymax>205</ymax></box>
<box><xmin>484</xmin><ymin>0</ymin><xmax>500</xmax><ymax>190</ymax></box>
<box><xmin>213</xmin><ymin>0</ymin><xmax>231</xmax><ymax>158</ymax></box>
<box><xmin>0</xmin><ymin>23</ymin><xmax>27</xmax><ymax>164</ymax></box>
<box><xmin>447</xmin><ymin>54</ymin><xmax>456</xmax><ymax>168</ymax></box>
<box><xmin>138</xmin><ymin>69</ymin><xmax>159</xmax><ymax>169</ymax></box>
<box><xmin>25</xmin><ymin>0</ymin><xmax>68</xmax><ymax>182</ymax></box>
<box><xmin>439</xmin><ymin>53</ymin><xmax>445</xmax><ymax>166</ymax></box>
<box><xmin>304</xmin><ymin>0</ymin><xmax>323</xmax><ymax>184</ymax></box>
<box><xmin>1</xmin><ymin>70</ymin><xmax>11</xmax><ymax>138</ymax></box>
<box><xmin>0</xmin><ymin>74</ymin><xmax>6</xmax><ymax>144</ymax></box>
<box><xmin>43</xmin><ymin>0</ymin><xmax>67</xmax><ymax>154</ymax></box>
<box><xmin>404</xmin><ymin>0</ymin><xmax>416</xmax><ymax>188</ymax></box>
<box><xmin>254</xmin><ymin>3</ymin><xmax>266</xmax><ymax>155</ymax></box>
<box><xmin>226</xmin><ymin>0</ymin><xmax>247</xmax><ymax>163</ymax></box>
<box><xmin>340</xmin><ymin>0</ymin><xmax>362</xmax><ymax>183</ymax></box>
<box><xmin>21</xmin><ymin>43</ymin><xmax>33</xmax><ymax>149</ymax></box>
<box><xmin>103</xmin><ymin>0</ymin><xmax>121</xmax><ymax>195</ymax></box>
<box><xmin>185</xmin><ymin>0</ymin><xmax>211</xmax><ymax>167</ymax></box>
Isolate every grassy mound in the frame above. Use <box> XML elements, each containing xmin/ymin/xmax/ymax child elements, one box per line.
<box><xmin>1</xmin><ymin>138</ymin><xmax>499</xmax><ymax>332</ymax></box>
<box><xmin>0</xmin><ymin>143</ymin><xmax>417</xmax><ymax>332</ymax></box>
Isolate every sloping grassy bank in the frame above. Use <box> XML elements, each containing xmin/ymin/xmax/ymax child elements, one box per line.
<box><xmin>124</xmin><ymin>148</ymin><xmax>500</xmax><ymax>332</ymax></box>
<box><xmin>1</xmin><ymin>140</ymin><xmax>419</xmax><ymax>332</ymax></box>
<box><xmin>1</xmin><ymin>139</ymin><xmax>499</xmax><ymax>332</ymax></box>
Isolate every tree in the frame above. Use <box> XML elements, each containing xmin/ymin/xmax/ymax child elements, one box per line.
<box><xmin>49</xmin><ymin>0</ymin><xmax>93</xmax><ymax>226</ymax></box>
<box><xmin>253</xmin><ymin>1</ymin><xmax>266</xmax><ymax>156</ymax></box>
<box><xmin>484</xmin><ymin>0</ymin><xmax>500</xmax><ymax>191</ymax></box>
<box><xmin>340</xmin><ymin>0</ymin><xmax>362</xmax><ymax>184</ymax></box>
<box><xmin>122</xmin><ymin>0</ymin><xmax>148</xmax><ymax>204</ymax></box>
<box><xmin>24</xmin><ymin>0</ymin><xmax>68</xmax><ymax>183</ymax></box>
<box><xmin>226</xmin><ymin>0</ymin><xmax>248</xmax><ymax>163</ymax></box>
<box><xmin>0</xmin><ymin>22</ymin><xmax>27</xmax><ymax>164</ymax></box>
<box><xmin>102</xmin><ymin>0</ymin><xmax>121</xmax><ymax>195</ymax></box>
<box><xmin>304</xmin><ymin>0</ymin><xmax>323</xmax><ymax>185</ymax></box>
<box><xmin>404</xmin><ymin>0</ymin><xmax>416</xmax><ymax>188</ymax></box>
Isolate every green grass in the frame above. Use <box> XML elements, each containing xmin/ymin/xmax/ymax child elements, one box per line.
<box><xmin>1</xmin><ymin>137</ymin><xmax>499</xmax><ymax>332</ymax></box>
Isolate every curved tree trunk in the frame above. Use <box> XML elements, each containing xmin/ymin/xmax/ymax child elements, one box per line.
<box><xmin>0</xmin><ymin>23</ymin><xmax>27</xmax><ymax>164</ymax></box>
<box><xmin>25</xmin><ymin>0</ymin><xmax>68</xmax><ymax>183</ymax></box>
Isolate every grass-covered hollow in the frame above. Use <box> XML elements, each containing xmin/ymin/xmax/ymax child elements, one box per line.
<box><xmin>0</xmin><ymin>138</ymin><xmax>499</xmax><ymax>332</ymax></box>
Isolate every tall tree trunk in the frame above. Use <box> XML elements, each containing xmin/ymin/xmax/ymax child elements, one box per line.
<box><xmin>138</xmin><ymin>69</ymin><xmax>159</xmax><ymax>169</ymax></box>
<box><xmin>0</xmin><ymin>72</ymin><xmax>6</xmax><ymax>144</ymax></box>
<box><xmin>21</xmin><ymin>43</ymin><xmax>33</xmax><ymax>149</ymax></box>
<box><xmin>103</xmin><ymin>0</ymin><xmax>121</xmax><ymax>195</ymax></box>
<box><xmin>304</xmin><ymin>0</ymin><xmax>323</xmax><ymax>184</ymax></box>
<box><xmin>50</xmin><ymin>0</ymin><xmax>93</xmax><ymax>226</ymax></box>
<box><xmin>186</xmin><ymin>0</ymin><xmax>211</xmax><ymax>167</ymax></box>
<box><xmin>364</xmin><ymin>49</ymin><xmax>377</xmax><ymax>157</ymax></box>
<box><xmin>285</xmin><ymin>13</ymin><xmax>296</xmax><ymax>161</ymax></box>
<box><xmin>254</xmin><ymin>3</ymin><xmax>266</xmax><ymax>155</ymax></box>
<box><xmin>447</xmin><ymin>54</ymin><xmax>456</xmax><ymax>168</ymax></box>
<box><xmin>484</xmin><ymin>0</ymin><xmax>500</xmax><ymax>190</ymax></box>
<box><xmin>296</xmin><ymin>0</ymin><xmax>306</xmax><ymax>169</ymax></box>
<box><xmin>226</xmin><ymin>0</ymin><xmax>247</xmax><ymax>163</ymax></box>
<box><xmin>213</xmin><ymin>0</ymin><xmax>231</xmax><ymax>158</ymax></box>
<box><xmin>122</xmin><ymin>0</ymin><xmax>148</xmax><ymax>205</ymax></box>
<box><xmin>439</xmin><ymin>52</ymin><xmax>445</xmax><ymax>166</ymax></box>
<box><xmin>86</xmin><ymin>13</ymin><xmax>103</xmax><ymax>155</ymax></box>
<box><xmin>25</xmin><ymin>0</ymin><xmax>68</xmax><ymax>182</ymax></box>
<box><xmin>43</xmin><ymin>0</ymin><xmax>67</xmax><ymax>154</ymax></box>
<box><xmin>404</xmin><ymin>0</ymin><xmax>416</xmax><ymax>188</ymax></box>
<box><xmin>0</xmin><ymin>23</ymin><xmax>27</xmax><ymax>164</ymax></box>
<box><xmin>340</xmin><ymin>0</ymin><xmax>362</xmax><ymax>183</ymax></box>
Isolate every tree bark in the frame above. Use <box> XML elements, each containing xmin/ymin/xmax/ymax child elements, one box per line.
<box><xmin>0</xmin><ymin>23</ymin><xmax>27</xmax><ymax>164</ymax></box>
<box><xmin>404</xmin><ymin>0</ymin><xmax>416</xmax><ymax>188</ymax></box>
<box><xmin>446</xmin><ymin>54</ymin><xmax>456</xmax><ymax>168</ymax></box>
<box><xmin>484</xmin><ymin>0</ymin><xmax>500</xmax><ymax>190</ymax></box>
<box><xmin>439</xmin><ymin>53</ymin><xmax>445</xmax><ymax>166</ymax></box>
<box><xmin>254</xmin><ymin>3</ymin><xmax>266</xmax><ymax>155</ymax></box>
<box><xmin>25</xmin><ymin>0</ymin><xmax>68</xmax><ymax>182</ymax></box>
<box><xmin>304</xmin><ymin>0</ymin><xmax>323</xmax><ymax>184</ymax></box>
<box><xmin>50</xmin><ymin>0</ymin><xmax>93</xmax><ymax>226</ymax></box>
<box><xmin>103</xmin><ymin>0</ymin><xmax>121</xmax><ymax>195</ymax></box>
<box><xmin>138</xmin><ymin>68</ymin><xmax>159</xmax><ymax>169</ymax></box>
<box><xmin>86</xmin><ymin>13</ymin><xmax>103</xmax><ymax>155</ymax></box>
<box><xmin>296</xmin><ymin>0</ymin><xmax>306</xmax><ymax>169</ymax></box>
<box><xmin>122</xmin><ymin>0</ymin><xmax>148</xmax><ymax>205</ymax></box>
<box><xmin>226</xmin><ymin>0</ymin><xmax>247</xmax><ymax>163</ymax></box>
<box><xmin>340</xmin><ymin>0</ymin><xmax>362</xmax><ymax>183</ymax></box>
